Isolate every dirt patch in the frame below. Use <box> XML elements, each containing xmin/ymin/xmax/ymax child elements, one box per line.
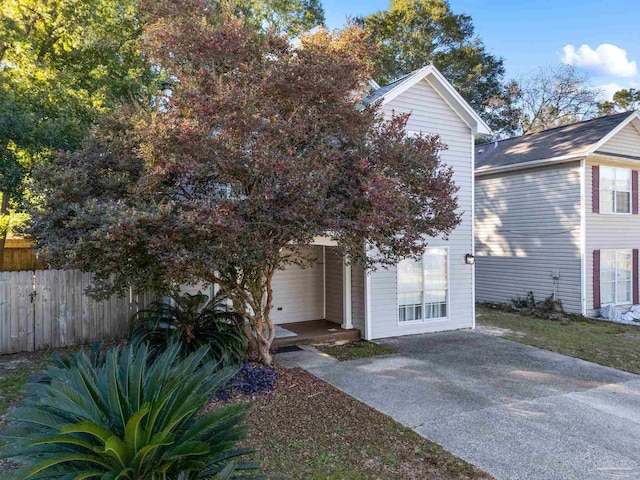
<box><xmin>475</xmin><ymin>324</ymin><xmax>524</xmax><ymax>338</ymax></box>
<box><xmin>235</xmin><ymin>367</ymin><xmax>493</xmax><ymax>479</ymax></box>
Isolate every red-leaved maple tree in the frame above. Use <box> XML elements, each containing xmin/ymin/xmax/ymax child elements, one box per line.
<box><xmin>29</xmin><ymin>0</ymin><xmax>460</xmax><ymax>364</ymax></box>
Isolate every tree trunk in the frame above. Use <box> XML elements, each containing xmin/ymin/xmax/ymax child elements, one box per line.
<box><xmin>213</xmin><ymin>268</ymin><xmax>278</xmax><ymax>366</ymax></box>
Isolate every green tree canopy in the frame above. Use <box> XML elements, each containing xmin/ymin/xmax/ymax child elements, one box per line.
<box><xmin>359</xmin><ymin>0</ymin><xmax>518</xmax><ymax>134</ymax></box>
<box><xmin>239</xmin><ymin>0</ymin><xmax>325</xmax><ymax>36</ymax></box>
<box><xmin>598</xmin><ymin>88</ymin><xmax>640</xmax><ymax>116</ymax></box>
<box><xmin>0</xmin><ymin>0</ymin><xmax>158</xmax><ymax>261</ymax></box>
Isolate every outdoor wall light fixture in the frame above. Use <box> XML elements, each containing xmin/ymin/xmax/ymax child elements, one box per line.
<box><xmin>465</xmin><ymin>254</ymin><xmax>475</xmax><ymax>265</ymax></box>
<box><xmin>161</xmin><ymin>81</ymin><xmax>173</xmax><ymax>97</ymax></box>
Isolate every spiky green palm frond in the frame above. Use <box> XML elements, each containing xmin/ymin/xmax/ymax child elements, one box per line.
<box><xmin>130</xmin><ymin>292</ymin><xmax>246</xmax><ymax>365</ymax></box>
<box><xmin>0</xmin><ymin>344</ymin><xmax>262</xmax><ymax>480</ymax></box>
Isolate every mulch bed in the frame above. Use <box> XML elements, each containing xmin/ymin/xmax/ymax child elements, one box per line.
<box><xmin>231</xmin><ymin>367</ymin><xmax>493</xmax><ymax>480</ymax></box>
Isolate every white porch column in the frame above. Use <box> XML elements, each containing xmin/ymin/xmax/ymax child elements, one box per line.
<box><xmin>342</xmin><ymin>259</ymin><xmax>352</xmax><ymax>329</ymax></box>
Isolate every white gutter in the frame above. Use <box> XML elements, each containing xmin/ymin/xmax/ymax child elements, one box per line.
<box><xmin>475</xmin><ymin>153</ymin><xmax>586</xmax><ymax>176</ymax></box>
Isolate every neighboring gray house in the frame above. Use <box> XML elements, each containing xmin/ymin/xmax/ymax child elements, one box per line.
<box><xmin>266</xmin><ymin>65</ymin><xmax>490</xmax><ymax>339</ymax></box>
<box><xmin>475</xmin><ymin>111</ymin><xmax>640</xmax><ymax>317</ymax></box>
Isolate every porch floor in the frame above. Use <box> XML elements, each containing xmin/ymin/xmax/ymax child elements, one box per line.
<box><xmin>273</xmin><ymin>319</ymin><xmax>360</xmax><ymax>348</ymax></box>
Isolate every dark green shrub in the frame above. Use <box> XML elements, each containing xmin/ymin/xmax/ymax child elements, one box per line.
<box><xmin>510</xmin><ymin>291</ymin><xmax>565</xmax><ymax>320</ymax></box>
<box><xmin>511</xmin><ymin>291</ymin><xmax>536</xmax><ymax>309</ymax></box>
<box><xmin>130</xmin><ymin>292</ymin><xmax>247</xmax><ymax>366</ymax></box>
<box><xmin>0</xmin><ymin>343</ymin><xmax>261</xmax><ymax>479</ymax></box>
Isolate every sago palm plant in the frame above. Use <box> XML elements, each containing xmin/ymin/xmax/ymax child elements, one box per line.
<box><xmin>0</xmin><ymin>343</ymin><xmax>261</xmax><ymax>479</ymax></box>
<box><xmin>129</xmin><ymin>292</ymin><xmax>247</xmax><ymax>365</ymax></box>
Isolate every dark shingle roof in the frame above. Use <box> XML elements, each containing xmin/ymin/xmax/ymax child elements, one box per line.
<box><xmin>362</xmin><ymin>69</ymin><xmax>423</xmax><ymax>105</ymax></box>
<box><xmin>475</xmin><ymin>111</ymin><xmax>636</xmax><ymax>171</ymax></box>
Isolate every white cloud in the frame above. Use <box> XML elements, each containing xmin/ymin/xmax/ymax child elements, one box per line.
<box><xmin>560</xmin><ymin>44</ymin><xmax>637</xmax><ymax>78</ymax></box>
<box><xmin>595</xmin><ymin>81</ymin><xmax>640</xmax><ymax>101</ymax></box>
<box><xmin>597</xmin><ymin>82</ymin><xmax>624</xmax><ymax>101</ymax></box>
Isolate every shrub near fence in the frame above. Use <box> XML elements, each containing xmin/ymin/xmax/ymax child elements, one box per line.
<box><xmin>0</xmin><ymin>269</ymin><xmax>154</xmax><ymax>354</ymax></box>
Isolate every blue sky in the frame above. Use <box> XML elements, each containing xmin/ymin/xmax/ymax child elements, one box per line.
<box><xmin>322</xmin><ymin>0</ymin><xmax>640</xmax><ymax>99</ymax></box>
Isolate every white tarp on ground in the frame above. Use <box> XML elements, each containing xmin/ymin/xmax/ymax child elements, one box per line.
<box><xmin>600</xmin><ymin>304</ymin><xmax>640</xmax><ymax>325</ymax></box>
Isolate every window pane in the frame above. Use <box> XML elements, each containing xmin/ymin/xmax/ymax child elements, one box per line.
<box><xmin>398</xmin><ymin>248</ymin><xmax>448</xmax><ymax>322</ymax></box>
<box><xmin>615</xmin><ymin>169</ymin><xmax>632</xmax><ymax>191</ymax></box>
<box><xmin>617</xmin><ymin>280</ymin><xmax>631</xmax><ymax>303</ymax></box>
<box><xmin>424</xmin><ymin>248</ymin><xmax>447</xmax><ymax>289</ymax></box>
<box><xmin>399</xmin><ymin>259</ymin><xmax>422</xmax><ymax>292</ymax></box>
<box><xmin>601</xmin><ymin>250</ymin><xmax>616</xmax><ymax>268</ymax></box>
<box><xmin>399</xmin><ymin>292</ymin><xmax>422</xmax><ymax>322</ymax></box>
<box><xmin>616</xmin><ymin>251</ymin><xmax>632</xmax><ymax>276</ymax></box>
<box><xmin>600</xmin><ymin>167</ymin><xmax>615</xmax><ymax>190</ymax></box>
<box><xmin>600</xmin><ymin>190</ymin><xmax>615</xmax><ymax>213</ymax></box>
<box><xmin>616</xmin><ymin>191</ymin><xmax>631</xmax><ymax>213</ymax></box>
<box><xmin>425</xmin><ymin>290</ymin><xmax>446</xmax><ymax>304</ymax></box>
<box><xmin>601</xmin><ymin>281</ymin><xmax>615</xmax><ymax>305</ymax></box>
<box><xmin>425</xmin><ymin>302</ymin><xmax>446</xmax><ymax>319</ymax></box>
<box><xmin>399</xmin><ymin>291</ymin><xmax>422</xmax><ymax>307</ymax></box>
<box><xmin>601</xmin><ymin>266</ymin><xmax>616</xmax><ymax>283</ymax></box>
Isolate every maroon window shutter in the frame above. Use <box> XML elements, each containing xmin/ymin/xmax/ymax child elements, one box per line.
<box><xmin>592</xmin><ymin>165</ymin><xmax>600</xmax><ymax>213</ymax></box>
<box><xmin>593</xmin><ymin>250</ymin><xmax>601</xmax><ymax>309</ymax></box>
<box><xmin>634</xmin><ymin>249</ymin><xmax>639</xmax><ymax>304</ymax></box>
<box><xmin>633</xmin><ymin>171</ymin><xmax>639</xmax><ymax>214</ymax></box>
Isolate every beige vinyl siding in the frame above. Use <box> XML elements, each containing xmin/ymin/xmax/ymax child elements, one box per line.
<box><xmin>596</xmin><ymin>123</ymin><xmax>640</xmax><ymax>157</ymax></box>
<box><xmin>324</xmin><ymin>247</ymin><xmax>343</xmax><ymax>325</ymax></box>
<box><xmin>368</xmin><ymin>77</ymin><xmax>475</xmax><ymax>339</ymax></box>
<box><xmin>270</xmin><ymin>246</ymin><xmax>324</xmax><ymax>324</ymax></box>
<box><xmin>475</xmin><ymin>162</ymin><xmax>583</xmax><ymax>313</ymax></box>
<box><xmin>351</xmin><ymin>262</ymin><xmax>365</xmax><ymax>331</ymax></box>
<box><xmin>585</xmin><ymin>157</ymin><xmax>640</xmax><ymax>317</ymax></box>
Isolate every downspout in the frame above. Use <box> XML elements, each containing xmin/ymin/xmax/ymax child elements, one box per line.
<box><xmin>471</xmin><ymin>135</ymin><xmax>477</xmax><ymax>329</ymax></box>
<box><xmin>580</xmin><ymin>158</ymin><xmax>587</xmax><ymax>316</ymax></box>
<box><xmin>364</xmin><ymin>243</ymin><xmax>372</xmax><ymax>340</ymax></box>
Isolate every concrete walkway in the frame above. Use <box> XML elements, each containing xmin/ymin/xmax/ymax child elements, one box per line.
<box><xmin>278</xmin><ymin>331</ymin><xmax>640</xmax><ymax>480</ymax></box>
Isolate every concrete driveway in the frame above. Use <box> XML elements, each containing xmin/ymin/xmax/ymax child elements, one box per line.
<box><xmin>302</xmin><ymin>331</ymin><xmax>640</xmax><ymax>480</ymax></box>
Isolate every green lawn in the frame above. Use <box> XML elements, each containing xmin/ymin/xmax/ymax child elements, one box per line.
<box><xmin>476</xmin><ymin>305</ymin><xmax>640</xmax><ymax>374</ymax></box>
<box><xmin>316</xmin><ymin>340</ymin><xmax>399</xmax><ymax>361</ymax></box>
<box><xmin>0</xmin><ymin>350</ymin><xmax>62</xmax><ymax>417</ymax></box>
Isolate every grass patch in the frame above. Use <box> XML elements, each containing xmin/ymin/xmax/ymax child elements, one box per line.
<box><xmin>477</xmin><ymin>305</ymin><xmax>640</xmax><ymax>374</ymax></box>
<box><xmin>316</xmin><ymin>340</ymin><xmax>399</xmax><ymax>361</ymax></box>
<box><xmin>243</xmin><ymin>368</ymin><xmax>492</xmax><ymax>479</ymax></box>
<box><xmin>0</xmin><ymin>350</ymin><xmax>67</xmax><ymax>418</ymax></box>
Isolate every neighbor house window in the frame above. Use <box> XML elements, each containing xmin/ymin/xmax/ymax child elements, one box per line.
<box><xmin>600</xmin><ymin>166</ymin><xmax>631</xmax><ymax>214</ymax></box>
<box><xmin>601</xmin><ymin>250</ymin><xmax>632</xmax><ymax>305</ymax></box>
<box><xmin>398</xmin><ymin>248</ymin><xmax>448</xmax><ymax>322</ymax></box>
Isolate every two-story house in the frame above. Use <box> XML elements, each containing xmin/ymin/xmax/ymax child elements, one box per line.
<box><xmin>266</xmin><ymin>65</ymin><xmax>490</xmax><ymax>341</ymax></box>
<box><xmin>475</xmin><ymin>111</ymin><xmax>640</xmax><ymax>318</ymax></box>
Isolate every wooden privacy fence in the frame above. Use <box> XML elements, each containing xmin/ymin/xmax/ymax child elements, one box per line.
<box><xmin>0</xmin><ymin>270</ymin><xmax>155</xmax><ymax>355</ymax></box>
<box><xmin>1</xmin><ymin>237</ymin><xmax>46</xmax><ymax>272</ymax></box>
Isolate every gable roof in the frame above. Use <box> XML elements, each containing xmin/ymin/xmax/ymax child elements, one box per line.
<box><xmin>476</xmin><ymin>111</ymin><xmax>640</xmax><ymax>174</ymax></box>
<box><xmin>364</xmin><ymin>65</ymin><xmax>491</xmax><ymax>137</ymax></box>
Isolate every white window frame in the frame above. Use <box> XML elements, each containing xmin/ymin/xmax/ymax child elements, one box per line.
<box><xmin>599</xmin><ymin>166</ymin><xmax>632</xmax><ymax>215</ymax></box>
<box><xmin>397</xmin><ymin>247</ymin><xmax>450</xmax><ymax>325</ymax></box>
<box><xmin>601</xmin><ymin>249</ymin><xmax>633</xmax><ymax>306</ymax></box>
